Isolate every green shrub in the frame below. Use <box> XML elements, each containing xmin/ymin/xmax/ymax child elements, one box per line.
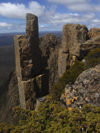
<box><xmin>12</xmin><ymin>106</ymin><xmax>33</xmax><ymax>125</ymax></box>
<box><xmin>50</xmin><ymin>61</ymin><xmax>86</xmax><ymax>100</ymax></box>
<box><xmin>0</xmin><ymin>97</ymin><xmax>100</xmax><ymax>133</ymax></box>
<box><xmin>0</xmin><ymin>123</ymin><xmax>14</xmax><ymax>133</ymax></box>
<box><xmin>84</xmin><ymin>48</ymin><xmax>100</xmax><ymax>68</ymax></box>
<box><xmin>50</xmin><ymin>48</ymin><xmax>100</xmax><ymax>101</ymax></box>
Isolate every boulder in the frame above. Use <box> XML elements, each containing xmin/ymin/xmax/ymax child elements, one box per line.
<box><xmin>61</xmin><ymin>65</ymin><xmax>100</xmax><ymax>108</ymax></box>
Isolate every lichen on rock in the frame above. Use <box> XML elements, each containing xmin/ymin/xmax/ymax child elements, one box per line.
<box><xmin>61</xmin><ymin>65</ymin><xmax>100</xmax><ymax>108</ymax></box>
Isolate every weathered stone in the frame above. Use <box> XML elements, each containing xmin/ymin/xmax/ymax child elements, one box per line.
<box><xmin>80</xmin><ymin>36</ymin><xmax>100</xmax><ymax>58</ymax></box>
<box><xmin>18</xmin><ymin>74</ymin><xmax>47</xmax><ymax>110</ymax></box>
<box><xmin>61</xmin><ymin>65</ymin><xmax>100</xmax><ymax>108</ymax></box>
<box><xmin>14</xmin><ymin>13</ymin><xmax>42</xmax><ymax>110</ymax></box>
<box><xmin>62</xmin><ymin>24</ymin><xmax>88</xmax><ymax>54</ymax></box>
<box><xmin>88</xmin><ymin>28</ymin><xmax>100</xmax><ymax>39</ymax></box>
<box><xmin>39</xmin><ymin>34</ymin><xmax>60</xmax><ymax>89</ymax></box>
<box><xmin>14</xmin><ymin>14</ymin><xmax>100</xmax><ymax>111</ymax></box>
<box><xmin>58</xmin><ymin>24</ymin><xmax>88</xmax><ymax>77</ymax></box>
<box><xmin>20</xmin><ymin>78</ymin><xmax>36</xmax><ymax>109</ymax></box>
<box><xmin>58</xmin><ymin>48</ymin><xmax>69</xmax><ymax>77</ymax></box>
<box><xmin>34</xmin><ymin>74</ymin><xmax>49</xmax><ymax>97</ymax></box>
<box><xmin>14</xmin><ymin>35</ymin><xmax>33</xmax><ymax>80</ymax></box>
<box><xmin>26</xmin><ymin>13</ymin><xmax>38</xmax><ymax>37</ymax></box>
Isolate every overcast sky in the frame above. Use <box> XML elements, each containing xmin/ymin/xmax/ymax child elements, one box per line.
<box><xmin>0</xmin><ymin>0</ymin><xmax>100</xmax><ymax>33</ymax></box>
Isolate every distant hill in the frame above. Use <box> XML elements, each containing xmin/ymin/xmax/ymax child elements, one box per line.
<box><xmin>0</xmin><ymin>31</ymin><xmax>62</xmax><ymax>46</ymax></box>
<box><xmin>0</xmin><ymin>33</ymin><xmax>14</xmax><ymax>46</ymax></box>
<box><xmin>0</xmin><ymin>45</ymin><xmax>15</xmax><ymax>87</ymax></box>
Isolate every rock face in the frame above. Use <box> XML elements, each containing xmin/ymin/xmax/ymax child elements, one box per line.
<box><xmin>0</xmin><ymin>72</ymin><xmax>19</xmax><ymax>123</ymax></box>
<box><xmin>58</xmin><ymin>24</ymin><xmax>88</xmax><ymax>77</ymax></box>
<box><xmin>14</xmin><ymin>13</ymin><xmax>100</xmax><ymax>110</ymax></box>
<box><xmin>61</xmin><ymin>65</ymin><xmax>100</xmax><ymax>108</ymax></box>
<box><xmin>80</xmin><ymin>36</ymin><xmax>100</xmax><ymax>58</ymax></box>
<box><xmin>14</xmin><ymin>14</ymin><xmax>60</xmax><ymax>110</ymax></box>
<box><xmin>88</xmin><ymin>28</ymin><xmax>100</xmax><ymax>39</ymax></box>
<box><xmin>39</xmin><ymin>34</ymin><xmax>60</xmax><ymax>88</ymax></box>
<box><xmin>14</xmin><ymin>14</ymin><xmax>44</xmax><ymax>110</ymax></box>
<box><xmin>14</xmin><ymin>14</ymin><xmax>41</xmax><ymax>81</ymax></box>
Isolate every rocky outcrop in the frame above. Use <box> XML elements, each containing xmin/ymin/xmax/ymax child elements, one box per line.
<box><xmin>62</xmin><ymin>24</ymin><xmax>88</xmax><ymax>53</ymax></box>
<box><xmin>88</xmin><ymin>28</ymin><xmax>100</xmax><ymax>39</ymax></box>
<box><xmin>39</xmin><ymin>34</ymin><xmax>60</xmax><ymax>88</ymax></box>
<box><xmin>61</xmin><ymin>65</ymin><xmax>100</xmax><ymax>108</ymax></box>
<box><xmin>14</xmin><ymin>13</ymin><xmax>100</xmax><ymax>111</ymax></box>
<box><xmin>80</xmin><ymin>36</ymin><xmax>100</xmax><ymax>58</ymax></box>
<box><xmin>58</xmin><ymin>24</ymin><xmax>88</xmax><ymax>77</ymax></box>
<box><xmin>14</xmin><ymin>14</ymin><xmax>44</xmax><ymax>110</ymax></box>
<box><xmin>14</xmin><ymin>14</ymin><xmax>41</xmax><ymax>81</ymax></box>
<box><xmin>14</xmin><ymin>14</ymin><xmax>60</xmax><ymax>110</ymax></box>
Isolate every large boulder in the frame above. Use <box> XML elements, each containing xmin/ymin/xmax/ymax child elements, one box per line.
<box><xmin>61</xmin><ymin>65</ymin><xmax>100</xmax><ymax>108</ymax></box>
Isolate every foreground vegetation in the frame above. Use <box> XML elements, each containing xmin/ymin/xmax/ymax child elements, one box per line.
<box><xmin>0</xmin><ymin>96</ymin><xmax>100</xmax><ymax>133</ymax></box>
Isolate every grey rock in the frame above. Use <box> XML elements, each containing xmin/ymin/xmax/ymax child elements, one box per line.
<box><xmin>61</xmin><ymin>65</ymin><xmax>100</xmax><ymax>108</ymax></box>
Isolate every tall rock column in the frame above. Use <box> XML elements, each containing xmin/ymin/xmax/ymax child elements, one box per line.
<box><xmin>14</xmin><ymin>13</ymin><xmax>42</xmax><ymax>110</ymax></box>
<box><xmin>58</xmin><ymin>24</ymin><xmax>88</xmax><ymax>77</ymax></box>
<box><xmin>26</xmin><ymin>13</ymin><xmax>41</xmax><ymax>78</ymax></box>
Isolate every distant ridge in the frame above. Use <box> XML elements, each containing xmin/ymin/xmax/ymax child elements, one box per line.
<box><xmin>0</xmin><ymin>31</ymin><xmax>62</xmax><ymax>46</ymax></box>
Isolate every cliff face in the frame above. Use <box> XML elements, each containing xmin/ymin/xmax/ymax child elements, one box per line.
<box><xmin>14</xmin><ymin>14</ymin><xmax>60</xmax><ymax>110</ymax></box>
<box><xmin>39</xmin><ymin>34</ymin><xmax>60</xmax><ymax>89</ymax></box>
<box><xmin>0</xmin><ymin>13</ymin><xmax>100</xmax><ymax>124</ymax></box>
<box><xmin>0</xmin><ymin>72</ymin><xmax>19</xmax><ymax>123</ymax></box>
<box><xmin>8</xmin><ymin>13</ymin><xmax>100</xmax><ymax>111</ymax></box>
<box><xmin>58</xmin><ymin>24</ymin><xmax>89</xmax><ymax>77</ymax></box>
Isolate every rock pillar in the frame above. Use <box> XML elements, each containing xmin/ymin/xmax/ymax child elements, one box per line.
<box><xmin>14</xmin><ymin>13</ymin><xmax>42</xmax><ymax>110</ymax></box>
<box><xmin>58</xmin><ymin>24</ymin><xmax>88</xmax><ymax>77</ymax></box>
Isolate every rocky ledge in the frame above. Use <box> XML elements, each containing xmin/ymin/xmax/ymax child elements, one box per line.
<box><xmin>61</xmin><ymin>65</ymin><xmax>100</xmax><ymax>109</ymax></box>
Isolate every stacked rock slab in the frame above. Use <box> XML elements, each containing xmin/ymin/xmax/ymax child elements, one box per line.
<box><xmin>14</xmin><ymin>13</ymin><xmax>43</xmax><ymax>110</ymax></box>
<box><xmin>58</xmin><ymin>24</ymin><xmax>88</xmax><ymax>77</ymax></box>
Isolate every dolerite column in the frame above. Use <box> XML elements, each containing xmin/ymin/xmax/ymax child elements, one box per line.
<box><xmin>58</xmin><ymin>24</ymin><xmax>88</xmax><ymax>77</ymax></box>
<box><xmin>26</xmin><ymin>13</ymin><xmax>41</xmax><ymax>77</ymax></box>
<box><xmin>14</xmin><ymin>13</ymin><xmax>41</xmax><ymax>110</ymax></box>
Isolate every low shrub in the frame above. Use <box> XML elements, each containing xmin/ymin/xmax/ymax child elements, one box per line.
<box><xmin>50</xmin><ymin>61</ymin><xmax>86</xmax><ymax>100</ymax></box>
<box><xmin>0</xmin><ymin>97</ymin><xmax>100</xmax><ymax>133</ymax></box>
<box><xmin>84</xmin><ymin>48</ymin><xmax>100</xmax><ymax>68</ymax></box>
